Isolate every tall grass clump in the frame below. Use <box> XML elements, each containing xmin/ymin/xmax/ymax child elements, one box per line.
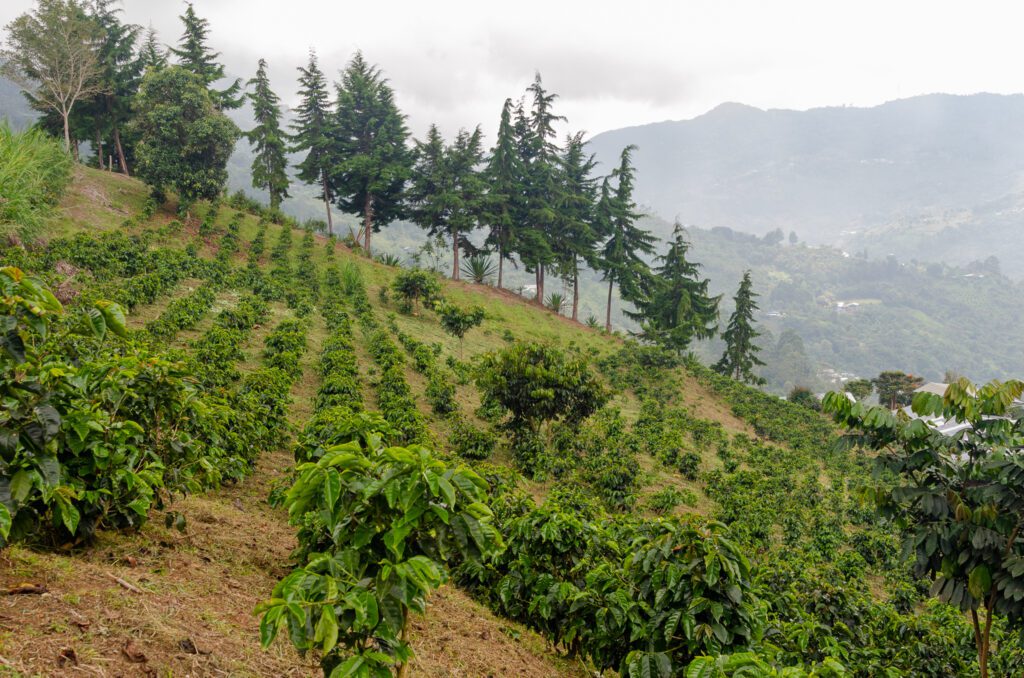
<box><xmin>0</xmin><ymin>122</ymin><xmax>73</xmax><ymax>238</ymax></box>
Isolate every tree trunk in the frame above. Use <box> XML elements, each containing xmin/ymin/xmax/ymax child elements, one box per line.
<box><xmin>572</xmin><ymin>267</ymin><xmax>579</xmax><ymax>321</ymax></box>
<box><xmin>605</xmin><ymin>278</ymin><xmax>614</xmax><ymax>332</ymax></box>
<box><xmin>363</xmin><ymin>194</ymin><xmax>374</xmax><ymax>254</ymax></box>
<box><xmin>497</xmin><ymin>246</ymin><xmax>504</xmax><ymax>289</ymax></box>
<box><xmin>452</xmin><ymin>227</ymin><xmax>460</xmax><ymax>280</ymax></box>
<box><xmin>95</xmin><ymin>122</ymin><xmax>104</xmax><ymax>170</ymax></box>
<box><xmin>113</xmin><ymin>126</ymin><xmax>129</xmax><ymax>176</ymax></box>
<box><xmin>322</xmin><ymin>174</ymin><xmax>333</xmax><ymax>236</ymax></box>
<box><xmin>535</xmin><ymin>266</ymin><xmax>543</xmax><ymax>305</ymax></box>
<box><xmin>62</xmin><ymin>110</ymin><xmax>71</xmax><ymax>153</ymax></box>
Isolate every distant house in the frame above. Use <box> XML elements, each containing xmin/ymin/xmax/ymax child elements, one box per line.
<box><xmin>915</xmin><ymin>382</ymin><xmax>949</xmax><ymax>397</ymax></box>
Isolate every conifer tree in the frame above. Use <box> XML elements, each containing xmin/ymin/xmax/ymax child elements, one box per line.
<box><xmin>245</xmin><ymin>58</ymin><xmax>289</xmax><ymax>209</ymax></box>
<box><xmin>554</xmin><ymin>131</ymin><xmax>599</xmax><ymax>321</ymax></box>
<box><xmin>329</xmin><ymin>52</ymin><xmax>411</xmax><ymax>255</ymax></box>
<box><xmin>137</xmin><ymin>26</ymin><xmax>167</xmax><ymax>73</ymax></box>
<box><xmin>408</xmin><ymin>125</ymin><xmax>485</xmax><ymax>280</ymax></box>
<box><xmin>518</xmin><ymin>74</ymin><xmax>564</xmax><ymax>305</ymax></box>
<box><xmin>83</xmin><ymin>0</ymin><xmax>142</xmax><ymax>174</ymax></box>
<box><xmin>714</xmin><ymin>270</ymin><xmax>765</xmax><ymax>383</ymax></box>
<box><xmin>629</xmin><ymin>221</ymin><xmax>718</xmax><ymax>354</ymax></box>
<box><xmin>170</xmin><ymin>2</ymin><xmax>242</xmax><ymax>110</ymax></box>
<box><xmin>595</xmin><ymin>145</ymin><xmax>656</xmax><ymax>331</ymax></box>
<box><xmin>291</xmin><ymin>50</ymin><xmax>334</xmax><ymax>233</ymax></box>
<box><xmin>482</xmin><ymin>98</ymin><xmax>524</xmax><ymax>289</ymax></box>
<box><xmin>446</xmin><ymin>126</ymin><xmax>486</xmax><ymax>279</ymax></box>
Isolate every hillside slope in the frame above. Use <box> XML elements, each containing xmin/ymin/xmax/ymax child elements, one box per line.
<box><xmin>0</xmin><ymin>167</ymin><xmax>766</xmax><ymax>675</ymax></box>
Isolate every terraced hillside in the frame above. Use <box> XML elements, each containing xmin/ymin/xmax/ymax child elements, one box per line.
<box><xmin>4</xmin><ymin>166</ymin><xmax>1021</xmax><ymax>677</ymax></box>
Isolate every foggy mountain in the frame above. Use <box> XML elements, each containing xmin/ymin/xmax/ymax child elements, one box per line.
<box><xmin>588</xmin><ymin>93</ymin><xmax>1024</xmax><ymax>277</ymax></box>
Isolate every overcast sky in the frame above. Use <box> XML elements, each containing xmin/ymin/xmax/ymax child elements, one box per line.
<box><xmin>3</xmin><ymin>0</ymin><xmax>1023</xmax><ymax>141</ymax></box>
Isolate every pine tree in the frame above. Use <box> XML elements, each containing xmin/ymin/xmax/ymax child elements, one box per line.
<box><xmin>518</xmin><ymin>74</ymin><xmax>564</xmax><ymax>305</ymax></box>
<box><xmin>596</xmin><ymin>145</ymin><xmax>656</xmax><ymax>331</ymax></box>
<box><xmin>245</xmin><ymin>58</ymin><xmax>289</xmax><ymax>209</ymax></box>
<box><xmin>446</xmin><ymin>126</ymin><xmax>486</xmax><ymax>279</ymax></box>
<box><xmin>83</xmin><ymin>0</ymin><xmax>142</xmax><ymax>174</ymax></box>
<box><xmin>482</xmin><ymin>98</ymin><xmax>524</xmax><ymax>289</ymax></box>
<box><xmin>329</xmin><ymin>52</ymin><xmax>411</xmax><ymax>255</ymax></box>
<box><xmin>291</xmin><ymin>50</ymin><xmax>334</xmax><ymax>233</ymax></box>
<box><xmin>138</xmin><ymin>26</ymin><xmax>167</xmax><ymax>72</ymax></box>
<box><xmin>408</xmin><ymin>125</ymin><xmax>485</xmax><ymax>280</ymax></box>
<box><xmin>169</xmin><ymin>2</ymin><xmax>242</xmax><ymax>110</ymax></box>
<box><xmin>714</xmin><ymin>271</ymin><xmax>765</xmax><ymax>383</ymax></box>
<box><xmin>630</xmin><ymin>221</ymin><xmax>719</xmax><ymax>354</ymax></box>
<box><xmin>554</xmin><ymin>131</ymin><xmax>599</xmax><ymax>321</ymax></box>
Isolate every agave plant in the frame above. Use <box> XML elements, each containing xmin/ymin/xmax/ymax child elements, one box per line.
<box><xmin>461</xmin><ymin>255</ymin><xmax>497</xmax><ymax>284</ymax></box>
<box><xmin>585</xmin><ymin>315</ymin><xmax>600</xmax><ymax>329</ymax></box>
<box><xmin>375</xmin><ymin>252</ymin><xmax>404</xmax><ymax>267</ymax></box>
<box><xmin>546</xmin><ymin>292</ymin><xmax>565</xmax><ymax>314</ymax></box>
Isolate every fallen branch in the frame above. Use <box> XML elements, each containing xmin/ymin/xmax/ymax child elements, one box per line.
<box><xmin>105</xmin><ymin>572</ymin><xmax>143</xmax><ymax>594</ymax></box>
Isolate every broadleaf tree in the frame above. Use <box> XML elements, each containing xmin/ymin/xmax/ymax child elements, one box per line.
<box><xmin>130</xmin><ymin>65</ymin><xmax>239</xmax><ymax>206</ymax></box>
<box><xmin>872</xmin><ymin>370</ymin><xmax>924</xmax><ymax>409</ymax></box>
<box><xmin>1</xmin><ymin>0</ymin><xmax>105</xmax><ymax>151</ymax></box>
<box><xmin>824</xmin><ymin>379</ymin><xmax>1024</xmax><ymax>678</ymax></box>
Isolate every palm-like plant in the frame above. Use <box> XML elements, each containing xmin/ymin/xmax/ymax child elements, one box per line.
<box><xmin>461</xmin><ymin>255</ymin><xmax>497</xmax><ymax>284</ymax></box>
<box><xmin>546</xmin><ymin>292</ymin><xmax>565</xmax><ymax>315</ymax></box>
<box><xmin>584</xmin><ymin>315</ymin><xmax>600</xmax><ymax>329</ymax></box>
<box><xmin>375</xmin><ymin>252</ymin><xmax>403</xmax><ymax>267</ymax></box>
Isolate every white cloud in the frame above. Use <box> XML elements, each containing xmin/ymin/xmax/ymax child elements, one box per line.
<box><xmin>2</xmin><ymin>0</ymin><xmax>1023</xmax><ymax>142</ymax></box>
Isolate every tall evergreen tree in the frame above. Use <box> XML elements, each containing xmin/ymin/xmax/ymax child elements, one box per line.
<box><xmin>408</xmin><ymin>125</ymin><xmax>485</xmax><ymax>280</ymax></box>
<box><xmin>629</xmin><ymin>221</ymin><xmax>718</xmax><ymax>354</ymax></box>
<box><xmin>291</xmin><ymin>50</ymin><xmax>335</xmax><ymax>233</ymax></box>
<box><xmin>245</xmin><ymin>58</ymin><xmax>289</xmax><ymax>209</ymax></box>
<box><xmin>554</xmin><ymin>131</ymin><xmax>599</xmax><ymax>321</ymax></box>
<box><xmin>482</xmin><ymin>98</ymin><xmax>525</xmax><ymax>289</ymax></box>
<box><xmin>329</xmin><ymin>52</ymin><xmax>411</xmax><ymax>255</ymax></box>
<box><xmin>714</xmin><ymin>270</ymin><xmax>765</xmax><ymax>383</ymax></box>
<box><xmin>446</xmin><ymin>126</ymin><xmax>485</xmax><ymax>279</ymax></box>
<box><xmin>169</xmin><ymin>2</ymin><xmax>242</xmax><ymax>110</ymax></box>
<box><xmin>519</xmin><ymin>74</ymin><xmax>564</xmax><ymax>305</ymax></box>
<box><xmin>595</xmin><ymin>145</ymin><xmax>656</xmax><ymax>331</ymax></box>
<box><xmin>137</xmin><ymin>26</ymin><xmax>167</xmax><ymax>73</ymax></box>
<box><xmin>83</xmin><ymin>0</ymin><xmax>142</xmax><ymax>174</ymax></box>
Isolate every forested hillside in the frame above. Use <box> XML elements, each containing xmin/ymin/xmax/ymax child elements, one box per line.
<box><xmin>652</xmin><ymin>217</ymin><xmax>1024</xmax><ymax>390</ymax></box>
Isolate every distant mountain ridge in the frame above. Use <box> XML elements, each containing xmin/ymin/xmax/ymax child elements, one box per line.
<box><xmin>588</xmin><ymin>93</ymin><xmax>1024</xmax><ymax>277</ymax></box>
